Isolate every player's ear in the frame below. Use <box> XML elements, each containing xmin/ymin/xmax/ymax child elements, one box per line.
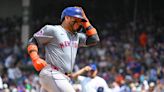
<box><xmin>64</xmin><ymin>16</ymin><xmax>70</xmax><ymax>21</ymax></box>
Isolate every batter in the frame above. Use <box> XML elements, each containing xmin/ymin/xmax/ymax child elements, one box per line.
<box><xmin>27</xmin><ymin>6</ymin><xmax>99</xmax><ymax>92</ymax></box>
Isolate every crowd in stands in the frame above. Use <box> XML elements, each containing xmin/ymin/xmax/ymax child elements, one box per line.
<box><xmin>0</xmin><ymin>13</ymin><xmax>164</xmax><ymax>92</ymax></box>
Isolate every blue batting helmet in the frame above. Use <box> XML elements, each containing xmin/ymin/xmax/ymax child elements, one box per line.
<box><xmin>61</xmin><ymin>7</ymin><xmax>87</xmax><ymax>22</ymax></box>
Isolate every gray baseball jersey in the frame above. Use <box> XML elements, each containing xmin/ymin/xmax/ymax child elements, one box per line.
<box><xmin>33</xmin><ymin>25</ymin><xmax>86</xmax><ymax>73</ymax></box>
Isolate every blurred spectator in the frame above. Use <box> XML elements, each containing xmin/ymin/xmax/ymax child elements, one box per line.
<box><xmin>139</xmin><ymin>32</ymin><xmax>148</xmax><ymax>48</ymax></box>
<box><xmin>153</xmin><ymin>79</ymin><xmax>164</xmax><ymax>92</ymax></box>
<box><xmin>7</xmin><ymin>66</ymin><xmax>22</xmax><ymax>82</ymax></box>
<box><xmin>5</xmin><ymin>54</ymin><xmax>16</xmax><ymax>68</ymax></box>
<box><xmin>0</xmin><ymin>75</ymin><xmax>3</xmax><ymax>90</ymax></box>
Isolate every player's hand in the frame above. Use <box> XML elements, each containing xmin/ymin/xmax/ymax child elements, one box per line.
<box><xmin>74</xmin><ymin>6</ymin><xmax>88</xmax><ymax>22</ymax></box>
<box><xmin>66</xmin><ymin>73</ymin><xmax>72</xmax><ymax>78</ymax></box>
<box><xmin>32</xmin><ymin>58</ymin><xmax>47</xmax><ymax>71</ymax></box>
<box><xmin>27</xmin><ymin>44</ymin><xmax>47</xmax><ymax>71</ymax></box>
<box><xmin>80</xmin><ymin>8</ymin><xmax>88</xmax><ymax>21</ymax></box>
<box><xmin>84</xmin><ymin>66</ymin><xmax>92</xmax><ymax>72</ymax></box>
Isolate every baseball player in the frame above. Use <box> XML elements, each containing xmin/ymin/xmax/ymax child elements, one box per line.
<box><xmin>27</xmin><ymin>6</ymin><xmax>100</xmax><ymax>92</ymax></box>
<box><xmin>70</xmin><ymin>64</ymin><xmax>111</xmax><ymax>92</ymax></box>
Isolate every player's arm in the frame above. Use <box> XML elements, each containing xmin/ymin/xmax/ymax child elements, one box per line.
<box><xmin>69</xmin><ymin>66</ymin><xmax>92</xmax><ymax>79</ymax></box>
<box><xmin>27</xmin><ymin>25</ymin><xmax>53</xmax><ymax>71</ymax></box>
<box><xmin>27</xmin><ymin>37</ymin><xmax>47</xmax><ymax>71</ymax></box>
<box><xmin>83</xmin><ymin>25</ymin><xmax>99</xmax><ymax>46</ymax></box>
<box><xmin>81</xmin><ymin>8</ymin><xmax>100</xmax><ymax>46</ymax></box>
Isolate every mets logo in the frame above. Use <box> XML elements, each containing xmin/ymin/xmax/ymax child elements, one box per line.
<box><xmin>59</xmin><ymin>41</ymin><xmax>78</xmax><ymax>48</ymax></box>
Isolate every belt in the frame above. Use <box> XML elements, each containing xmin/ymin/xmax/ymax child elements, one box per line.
<box><xmin>51</xmin><ymin>65</ymin><xmax>70</xmax><ymax>75</ymax></box>
<box><xmin>51</xmin><ymin>65</ymin><xmax>59</xmax><ymax>71</ymax></box>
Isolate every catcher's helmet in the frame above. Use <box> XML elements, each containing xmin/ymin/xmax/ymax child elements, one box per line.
<box><xmin>61</xmin><ymin>7</ymin><xmax>87</xmax><ymax>22</ymax></box>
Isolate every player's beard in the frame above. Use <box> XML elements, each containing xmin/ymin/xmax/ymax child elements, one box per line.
<box><xmin>76</xmin><ymin>25</ymin><xmax>83</xmax><ymax>32</ymax></box>
<box><xmin>69</xmin><ymin>22</ymin><xmax>76</xmax><ymax>33</ymax></box>
<box><xmin>70</xmin><ymin>22</ymin><xmax>82</xmax><ymax>33</ymax></box>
